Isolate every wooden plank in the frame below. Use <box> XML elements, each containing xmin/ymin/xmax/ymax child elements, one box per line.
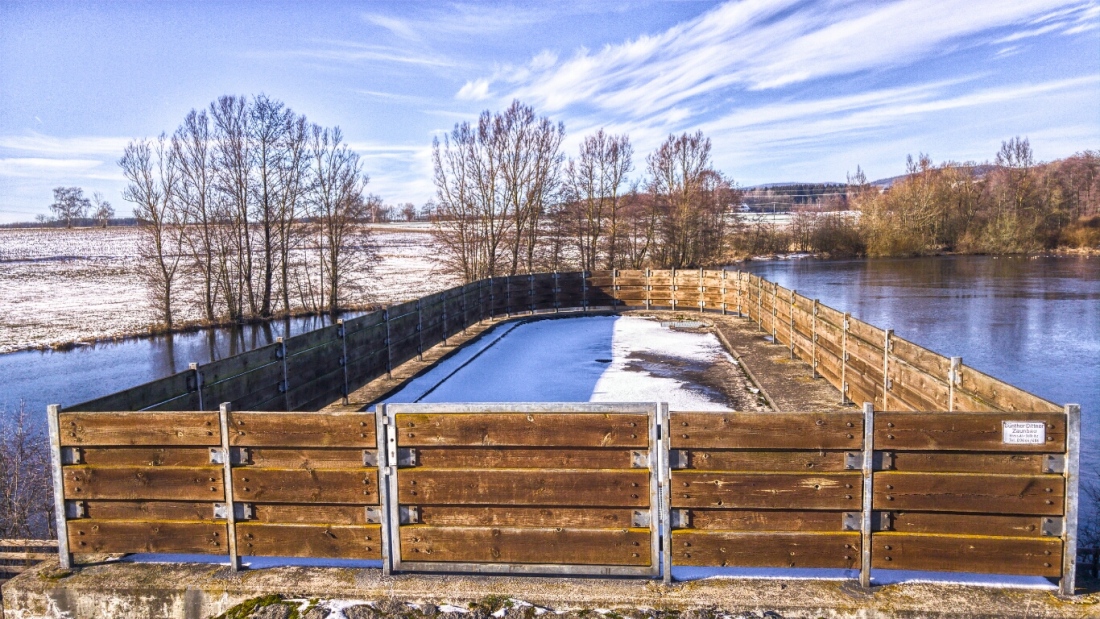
<box><xmin>245</xmin><ymin>448</ymin><xmax>368</xmax><ymax>469</ymax></box>
<box><xmin>417</xmin><ymin>506</ymin><xmax>636</xmax><ymax>528</ymax></box>
<box><xmin>58</xmin><ymin>412</ymin><xmax>219</xmax><ymax>447</ymax></box>
<box><xmin>891</xmin><ymin>336</ymin><xmax>951</xmax><ymax>377</ymax></box>
<box><xmin>63</xmin><ymin>466</ymin><xmax>223</xmax><ymax>501</ymax></box>
<box><xmin>883</xmin><ymin>512</ymin><xmax>1060</xmax><ymax>537</ymax></box>
<box><xmin>251</xmin><ymin>504</ymin><xmax>374</xmax><ymax>525</ymax></box>
<box><xmin>414</xmin><ymin>448</ymin><xmax>635</xmax><ymax>469</ymax></box>
<box><xmin>285</xmin><ymin>368</ymin><xmax>347</xmax><ymax>411</ymax></box>
<box><xmin>958</xmin><ymin>366</ymin><xmax>1062</xmax><ymax>413</ymax></box>
<box><xmin>69</xmin><ymin>372</ymin><xmax>193</xmax><ymax>413</ymax></box>
<box><xmin>398</xmin><ymin>469</ymin><xmax>649</xmax><ymax>507</ymax></box>
<box><xmin>887</xmin><ymin>451</ymin><xmax>1055</xmax><ymax>474</ymax></box>
<box><xmin>687</xmin><ymin>509</ymin><xmax>852</xmax><ymax>532</ymax></box>
<box><xmin>201</xmin><ymin>362</ymin><xmax>285</xmax><ymax>408</ymax></box>
<box><xmin>228</xmin><ymin>412</ymin><xmax>375</xmax><ymax>447</ymax></box>
<box><xmin>873</xmin><ymin>472</ymin><xmax>1065</xmax><ymax>515</ymax></box>
<box><xmin>0</xmin><ymin>551</ymin><xmax>54</xmax><ymax>561</ymax></box>
<box><xmin>678</xmin><ymin>450</ymin><xmax>855</xmax><ymax>472</ymax></box>
<box><xmin>886</xmin><ymin>364</ymin><xmax>948</xmax><ymax>411</ymax></box>
<box><xmin>68</xmin><ymin>520</ymin><xmax>228</xmax><ymax>555</ymax></box>
<box><xmin>79</xmin><ymin>500</ymin><xmax>219</xmax><ymax>521</ymax></box>
<box><xmin>871</xmin><ymin>533</ymin><xmax>1061</xmax><ymax>576</ymax></box>
<box><xmin>284</xmin><ymin>324</ymin><xmax>340</xmax><ymax>356</ymax></box>
<box><xmin>199</xmin><ymin>343</ymin><xmax>282</xmax><ymax>385</ymax></box>
<box><xmin>395</xmin><ymin>413</ymin><xmax>648</xmax><ymax>448</ymax></box>
<box><xmin>0</xmin><ymin>539</ymin><xmax>57</xmax><ymax>547</ymax></box>
<box><xmin>848</xmin><ymin>317</ymin><xmax>885</xmax><ymax>347</ymax></box>
<box><xmin>671</xmin><ymin>472</ymin><xmax>861</xmax><ymax>510</ymax></box>
<box><xmin>875</xmin><ymin>412</ymin><xmax>1066</xmax><ymax>451</ymax></box>
<box><xmin>233</xmin><ymin>468</ymin><xmax>378</xmax><ymax>504</ymax></box>
<box><xmin>670</xmin><ymin>412</ymin><xmax>862</xmax><ymax>450</ymax></box>
<box><xmin>400</xmin><ymin>526</ymin><xmax>650</xmax><ymax>565</ymax></box>
<box><xmin>237</xmin><ymin>523</ymin><xmax>381</xmax><ymax>559</ymax></box>
<box><xmin>673</xmin><ymin>531</ymin><xmax>859</xmax><ymax>568</ymax></box>
<box><xmin>76</xmin><ymin>447</ymin><xmax>211</xmax><ymax>467</ymax></box>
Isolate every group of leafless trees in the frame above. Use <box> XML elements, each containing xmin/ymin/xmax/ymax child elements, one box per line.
<box><xmin>431</xmin><ymin>101</ymin><xmax>739</xmax><ymax>282</ymax></box>
<box><xmin>0</xmin><ymin>403</ymin><xmax>53</xmax><ymax>540</ymax></box>
<box><xmin>120</xmin><ymin>95</ymin><xmax>377</xmax><ymax>328</ymax></box>
<box><xmin>38</xmin><ymin>187</ymin><xmax>114</xmax><ymax>228</ymax></box>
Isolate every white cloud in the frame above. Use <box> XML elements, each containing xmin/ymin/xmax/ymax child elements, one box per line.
<box><xmin>456</xmin><ymin>78</ymin><xmax>492</xmax><ymax>101</ymax></box>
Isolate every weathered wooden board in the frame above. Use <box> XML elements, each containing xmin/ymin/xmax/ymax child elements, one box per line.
<box><xmin>58</xmin><ymin>412</ymin><xmax>220</xmax><ymax>447</ymax></box>
<box><xmin>251</xmin><ymin>504</ymin><xmax>374</xmax><ymax>525</ymax></box>
<box><xmin>237</xmin><ymin>523</ymin><xmax>381</xmax><ymax>558</ymax></box>
<box><xmin>671</xmin><ymin>472</ymin><xmax>861</xmax><ymax>510</ymax></box>
<box><xmin>672</xmin><ymin>531</ymin><xmax>860</xmax><ymax>568</ymax></box>
<box><xmin>886</xmin><ymin>451</ymin><xmax>1057</xmax><ymax>474</ymax></box>
<box><xmin>670</xmin><ymin>412</ymin><xmax>862</xmax><ymax>450</ymax></box>
<box><xmin>397</xmin><ymin>469</ymin><xmax>649</xmax><ymax>507</ymax></box>
<box><xmin>80</xmin><ymin>500</ymin><xmax>220</xmax><ymax>521</ymax></box>
<box><xmin>874</xmin><ymin>412</ymin><xmax>1065</xmax><ymax>451</ymax></box>
<box><xmin>200</xmin><ymin>343</ymin><xmax>282</xmax><ymax>385</ymax></box>
<box><xmin>68</xmin><ymin>520</ymin><xmax>228</xmax><ymax>554</ymax></box>
<box><xmin>957</xmin><ymin>366</ymin><xmax>1062</xmax><ymax>413</ymax></box>
<box><xmin>413</xmin><ymin>448</ymin><xmax>636</xmax><ymax>470</ymax></box>
<box><xmin>871</xmin><ymin>533</ymin><xmax>1061</xmax><ymax>576</ymax></box>
<box><xmin>246</xmin><ymin>448</ymin><xmax>369</xmax><ymax>469</ymax></box>
<box><xmin>417</xmin><ymin>506</ymin><xmax>637</xmax><ymax>528</ymax></box>
<box><xmin>284</xmin><ymin>324</ymin><xmax>341</xmax><ymax>356</ymax></box>
<box><xmin>873</xmin><ymin>472</ymin><xmax>1065</xmax><ymax>515</ymax></box>
<box><xmin>69</xmin><ymin>372</ymin><xmax>193</xmax><ymax>413</ymax></box>
<box><xmin>395</xmin><ymin>413</ymin><xmax>649</xmax><ymax>448</ymax></box>
<box><xmin>63</xmin><ymin>466</ymin><xmax>223</xmax><ymax>501</ymax></box>
<box><xmin>75</xmin><ymin>447</ymin><xmax>212</xmax><ymax>467</ymax></box>
<box><xmin>233</xmin><ymin>468</ymin><xmax>378</xmax><ymax>504</ymax></box>
<box><xmin>228</xmin><ymin>412</ymin><xmax>375</xmax><ymax>447</ymax></box>
<box><xmin>675</xmin><ymin>450</ymin><xmax>855</xmax><ymax>472</ymax></box>
<box><xmin>890</xmin><ymin>336</ymin><xmax>951</xmax><ymax>377</ymax></box>
<box><xmin>400</xmin><ymin>526</ymin><xmax>650</xmax><ymax>565</ymax></box>
<box><xmin>686</xmin><ymin>509</ymin><xmax>853</xmax><ymax>532</ymax></box>
<box><xmin>286</xmin><ymin>368</ymin><xmax>349</xmax><ymax>412</ymax></box>
<box><xmin>882</xmin><ymin>511</ymin><xmax>1060</xmax><ymax>537</ymax></box>
<box><xmin>201</xmin><ymin>362</ymin><xmax>285</xmax><ymax>409</ymax></box>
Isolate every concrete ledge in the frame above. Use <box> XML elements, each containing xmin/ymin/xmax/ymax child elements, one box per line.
<box><xmin>4</xmin><ymin>560</ymin><xmax>1098</xmax><ymax>619</ymax></box>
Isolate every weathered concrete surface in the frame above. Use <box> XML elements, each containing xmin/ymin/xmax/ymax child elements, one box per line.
<box><xmin>4</xmin><ymin>560</ymin><xmax>1098</xmax><ymax>619</ymax></box>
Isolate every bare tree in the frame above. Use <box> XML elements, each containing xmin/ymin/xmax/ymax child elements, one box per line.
<box><xmin>211</xmin><ymin>95</ymin><xmax>255</xmax><ymax>320</ymax></box>
<box><xmin>91</xmin><ymin>192</ymin><xmax>114</xmax><ymax>228</ymax></box>
<box><xmin>49</xmin><ymin>187</ymin><xmax>90</xmax><ymax>228</ymax></box>
<box><xmin>173</xmin><ymin>109</ymin><xmax>221</xmax><ymax>322</ymax></box>
<box><xmin>565</xmin><ymin>129</ymin><xmax>633</xmax><ymax>271</ymax></box>
<box><xmin>120</xmin><ymin>135</ymin><xmax>185</xmax><ymax>327</ymax></box>
<box><xmin>0</xmin><ymin>402</ymin><xmax>54</xmax><ymax>539</ymax></box>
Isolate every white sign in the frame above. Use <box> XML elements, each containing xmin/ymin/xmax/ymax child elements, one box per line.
<box><xmin>1002</xmin><ymin>421</ymin><xmax>1046</xmax><ymax>445</ymax></box>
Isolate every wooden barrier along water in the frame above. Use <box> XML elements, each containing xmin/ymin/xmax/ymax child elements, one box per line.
<box><xmin>46</xmin><ymin>403</ymin><xmax>1081</xmax><ymax>593</ymax></box>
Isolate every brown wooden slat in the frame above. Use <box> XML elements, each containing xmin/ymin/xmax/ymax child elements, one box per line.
<box><xmin>887</xmin><ymin>452</ymin><xmax>1055</xmax><ymax>474</ymax></box>
<box><xmin>873</xmin><ymin>472</ymin><xmax>1065</xmax><ymax>515</ymax></box>
<box><xmin>883</xmin><ymin>512</ymin><xmax>1058</xmax><ymax>537</ymax></box>
<box><xmin>673</xmin><ymin>531</ymin><xmax>859</xmax><ymax>568</ymax></box>
<box><xmin>251</xmin><ymin>504</ymin><xmax>374</xmax><ymax>525</ymax></box>
<box><xmin>68</xmin><ymin>520</ymin><xmax>228</xmax><ymax>555</ymax></box>
<box><xmin>233</xmin><ymin>468</ymin><xmax>378</xmax><ymax>504</ymax></box>
<box><xmin>228</xmin><ymin>412</ymin><xmax>375</xmax><ymax>447</ymax></box>
<box><xmin>417</xmin><ymin>506</ymin><xmax>637</xmax><ymax>528</ymax></box>
<box><xmin>679</xmin><ymin>450</ymin><xmax>855</xmax><ymax>472</ymax></box>
<box><xmin>76</xmin><ymin>447</ymin><xmax>212</xmax><ymax>467</ymax></box>
<box><xmin>891</xmin><ymin>336</ymin><xmax>951</xmax><ymax>377</ymax></box>
<box><xmin>957</xmin><ymin>366</ymin><xmax>1062</xmax><ymax>413</ymax></box>
<box><xmin>670</xmin><ymin>412</ymin><xmax>862</xmax><ymax>450</ymax></box>
<box><xmin>0</xmin><ymin>539</ymin><xmax>57</xmax><ymax>547</ymax></box>
<box><xmin>875</xmin><ymin>412</ymin><xmax>1065</xmax><ymax>451</ymax></box>
<box><xmin>398</xmin><ymin>469</ymin><xmax>649</xmax><ymax>507</ymax></box>
<box><xmin>395</xmin><ymin>413</ymin><xmax>648</xmax><ymax>448</ymax></box>
<box><xmin>400</xmin><ymin>526</ymin><xmax>650</xmax><ymax>565</ymax></box>
<box><xmin>69</xmin><ymin>372</ymin><xmax>194</xmax><ymax>413</ymax></box>
<box><xmin>0</xmin><ymin>551</ymin><xmax>54</xmax><ymax>561</ymax></box>
<box><xmin>237</xmin><ymin>523</ymin><xmax>381</xmax><ymax>559</ymax></box>
<box><xmin>63</xmin><ymin>466</ymin><xmax>223</xmax><ymax>501</ymax></box>
<box><xmin>245</xmin><ymin>448</ymin><xmax>368</xmax><ymax>469</ymax></box>
<box><xmin>871</xmin><ymin>533</ymin><xmax>1061</xmax><ymax>576</ymax></box>
<box><xmin>671</xmin><ymin>472</ymin><xmax>861</xmax><ymax>510</ymax></box>
<box><xmin>687</xmin><ymin>509</ymin><xmax>852</xmax><ymax>532</ymax></box>
<box><xmin>80</xmin><ymin>500</ymin><xmax>220</xmax><ymax>521</ymax></box>
<box><xmin>58</xmin><ymin>412</ymin><xmax>220</xmax><ymax>447</ymax></box>
<box><xmin>413</xmin><ymin>447</ymin><xmax>636</xmax><ymax>469</ymax></box>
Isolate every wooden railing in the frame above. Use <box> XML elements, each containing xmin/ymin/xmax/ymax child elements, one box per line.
<box><xmin>46</xmin><ymin>403</ymin><xmax>1081</xmax><ymax>593</ymax></box>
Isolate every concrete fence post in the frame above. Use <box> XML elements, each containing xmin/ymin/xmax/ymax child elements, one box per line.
<box><xmin>218</xmin><ymin>402</ymin><xmax>241</xmax><ymax>572</ymax></box>
<box><xmin>47</xmin><ymin>403</ymin><xmax>72</xmax><ymax>570</ymax></box>
<box><xmin>1061</xmin><ymin>403</ymin><xmax>1081</xmax><ymax>596</ymax></box>
<box><xmin>860</xmin><ymin>402</ymin><xmax>875</xmax><ymax>588</ymax></box>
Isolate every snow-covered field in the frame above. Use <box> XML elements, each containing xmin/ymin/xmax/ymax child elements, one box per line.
<box><xmin>0</xmin><ymin>226</ymin><xmax>455</xmax><ymax>354</ymax></box>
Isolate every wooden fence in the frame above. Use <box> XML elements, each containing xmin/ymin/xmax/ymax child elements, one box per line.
<box><xmin>46</xmin><ymin>402</ymin><xmax>1080</xmax><ymax>593</ymax></box>
<box><xmin>0</xmin><ymin>539</ymin><xmax>57</xmax><ymax>586</ymax></box>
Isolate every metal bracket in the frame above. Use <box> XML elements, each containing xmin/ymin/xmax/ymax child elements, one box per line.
<box><xmin>1041</xmin><ymin>517</ymin><xmax>1065</xmax><ymax>537</ymax></box>
<box><xmin>668</xmin><ymin>449</ymin><xmax>691</xmax><ymax>470</ymax></box>
<box><xmin>844</xmin><ymin>452</ymin><xmax>861</xmax><ymax>470</ymax></box>
<box><xmin>214</xmin><ymin>502</ymin><xmax>254</xmax><ymax>520</ymax></box>
<box><xmin>339</xmin><ymin>356</ymin><xmax>347</xmax><ymax>367</ymax></box>
<box><xmin>337</xmin><ymin>324</ymin><xmax>346</xmax><ymax>338</ymax></box>
<box><xmin>396</xmin><ymin>447</ymin><xmax>419</xmax><ymax>467</ymax></box>
<box><xmin>1043</xmin><ymin>453</ymin><xmax>1066</xmax><ymax>474</ymax></box>
<box><xmin>65</xmin><ymin>500</ymin><xmax>86</xmax><ymax>519</ymax></box>
<box><xmin>399</xmin><ymin>505</ymin><xmax>420</xmax><ymax>524</ymax></box>
<box><xmin>209</xmin><ymin>447</ymin><xmax>226</xmax><ymax>464</ymax></box>
<box><xmin>874</xmin><ymin>511</ymin><xmax>895</xmax><ymax>531</ymax></box>
<box><xmin>873</xmin><ymin>451</ymin><xmax>896</xmax><ymax>470</ymax></box>
<box><xmin>278</xmin><ymin>380</ymin><xmax>288</xmax><ymax>394</ymax></box>
<box><xmin>631</xmin><ymin>510</ymin><xmax>651</xmax><ymax>528</ymax></box>
<box><xmin>885</xmin><ymin>378</ymin><xmax>893</xmax><ymax>390</ymax></box>
<box><xmin>365</xmin><ymin>507</ymin><xmax>382</xmax><ymax>524</ymax></box>
<box><xmin>630</xmin><ymin>450</ymin><xmax>648</xmax><ymax>468</ymax></box>
<box><xmin>842</xmin><ymin>511</ymin><xmax>860</xmax><ymax>531</ymax></box>
<box><xmin>843</xmin><ymin>319</ymin><xmax>850</xmax><ymax>329</ymax></box>
<box><xmin>61</xmin><ymin>446</ymin><xmax>83</xmax><ymax>465</ymax></box>
<box><xmin>670</xmin><ymin>509</ymin><xmax>691</xmax><ymax>529</ymax></box>
<box><xmin>362</xmin><ymin>449</ymin><xmax>379</xmax><ymax>467</ymax></box>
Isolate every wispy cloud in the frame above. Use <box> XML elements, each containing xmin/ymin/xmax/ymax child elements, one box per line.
<box><xmin>252</xmin><ymin>40</ymin><xmax>457</xmax><ymax>68</ymax></box>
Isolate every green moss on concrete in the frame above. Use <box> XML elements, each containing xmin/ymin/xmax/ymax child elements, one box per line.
<box><xmin>214</xmin><ymin>594</ymin><xmax>299</xmax><ymax>619</ymax></box>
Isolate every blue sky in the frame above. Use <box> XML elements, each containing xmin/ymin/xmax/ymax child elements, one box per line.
<box><xmin>1</xmin><ymin>0</ymin><xmax>1097</xmax><ymax>223</ymax></box>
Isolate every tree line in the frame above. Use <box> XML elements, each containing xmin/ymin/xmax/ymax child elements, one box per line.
<box><xmin>120</xmin><ymin>94</ymin><xmax>377</xmax><ymax>328</ymax></box>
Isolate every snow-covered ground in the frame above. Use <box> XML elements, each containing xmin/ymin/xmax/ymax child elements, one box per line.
<box><xmin>0</xmin><ymin>226</ymin><xmax>455</xmax><ymax>353</ymax></box>
<box><xmin>381</xmin><ymin>315</ymin><xmax>743</xmax><ymax>410</ymax></box>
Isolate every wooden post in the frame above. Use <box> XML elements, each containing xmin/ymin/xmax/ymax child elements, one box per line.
<box><xmin>948</xmin><ymin>356</ymin><xmax>961</xmax><ymax>412</ymax></box>
<box><xmin>811</xmin><ymin>300</ymin><xmax>819</xmax><ymax>379</ymax></box>
<box><xmin>1061</xmin><ymin>403</ymin><xmax>1081</xmax><ymax>596</ymax></box>
<box><xmin>882</xmin><ymin>329</ymin><xmax>893</xmax><ymax>410</ymax></box>
<box><xmin>841</xmin><ymin>312</ymin><xmax>851</xmax><ymax>405</ymax></box>
<box><xmin>859</xmin><ymin>402</ymin><xmax>875</xmax><ymax>588</ymax></box>
<box><xmin>218</xmin><ymin>402</ymin><xmax>241</xmax><ymax>571</ymax></box>
<box><xmin>338</xmin><ymin>319</ymin><xmax>349</xmax><ymax>405</ymax></box>
<box><xmin>46</xmin><ymin>404</ymin><xmax>72</xmax><ymax>570</ymax></box>
<box><xmin>277</xmin><ymin>337</ymin><xmax>289</xmax><ymax>411</ymax></box>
